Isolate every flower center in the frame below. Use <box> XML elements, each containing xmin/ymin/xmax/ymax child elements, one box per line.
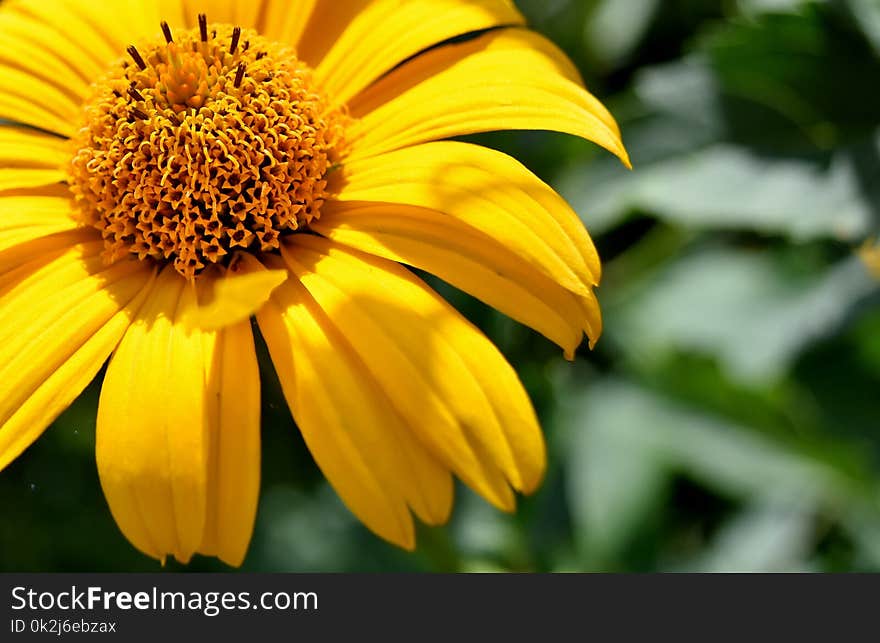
<box><xmin>68</xmin><ymin>17</ymin><xmax>347</xmax><ymax>280</ymax></box>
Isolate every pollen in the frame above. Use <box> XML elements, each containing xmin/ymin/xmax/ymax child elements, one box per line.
<box><xmin>68</xmin><ymin>19</ymin><xmax>348</xmax><ymax>280</ymax></box>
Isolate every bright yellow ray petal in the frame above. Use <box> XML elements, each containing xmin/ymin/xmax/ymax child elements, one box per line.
<box><xmin>0</xmin><ymin>169</ymin><xmax>65</xmax><ymax>193</ymax></box>
<box><xmin>183</xmin><ymin>257</ymin><xmax>288</xmax><ymax>330</ymax></box>
<box><xmin>8</xmin><ymin>0</ymin><xmax>164</xmax><ymax>58</ymax></box>
<box><xmin>70</xmin><ymin>0</ymin><xmax>163</xmax><ymax>53</ymax></box>
<box><xmin>0</xmin><ymin>242</ymin><xmax>154</xmax><ymax>472</ymax></box>
<box><xmin>0</xmin><ymin>228</ymin><xmax>96</xmax><ymax>279</ymax></box>
<box><xmin>96</xmin><ymin>266</ymin><xmax>211</xmax><ymax>564</ymax></box>
<box><xmin>0</xmin><ymin>0</ymin><xmax>172</xmax><ymax>137</ymax></box>
<box><xmin>176</xmin><ymin>0</ymin><xmax>243</xmax><ymax>27</ymax></box>
<box><xmin>0</xmin><ymin>10</ymin><xmax>105</xmax><ymax>84</ymax></box>
<box><xmin>257</xmin><ymin>0</ymin><xmax>317</xmax><ymax>45</ymax></box>
<box><xmin>231</xmin><ymin>1</ymin><xmax>262</xmax><ymax>29</ymax></box>
<box><xmin>283</xmin><ymin>235</ymin><xmax>546</xmax><ymax>504</ymax></box>
<box><xmin>118</xmin><ymin>0</ymin><xmax>166</xmax><ymax>40</ymax></box>
<box><xmin>314</xmin><ymin>0</ymin><xmax>524</xmax><ymax>105</ymax></box>
<box><xmin>346</xmin><ymin>29</ymin><xmax>629</xmax><ymax>165</ymax></box>
<box><xmin>0</xmin><ymin>14</ymin><xmax>92</xmax><ymax>104</ymax></box>
<box><xmin>0</xmin><ymin>235</ymin><xmax>99</xmax><ymax>301</ymax></box>
<box><xmin>0</xmin><ymin>10</ymin><xmax>86</xmax><ymax>134</ymax></box>
<box><xmin>313</xmin><ymin>202</ymin><xmax>601</xmax><ymax>354</ymax></box>
<box><xmin>199</xmin><ymin>320</ymin><xmax>261</xmax><ymax>567</ymax></box>
<box><xmin>0</xmin><ymin>125</ymin><xmax>69</xmax><ymax>191</ymax></box>
<box><xmin>0</xmin><ymin>86</ymin><xmax>77</xmax><ymax>138</ymax></box>
<box><xmin>0</xmin><ymin>195</ymin><xmax>82</xmax><ymax>253</ymax></box>
<box><xmin>332</xmin><ymin>141</ymin><xmax>602</xmax><ymax>296</ymax></box>
<box><xmin>152</xmin><ymin>0</ymin><xmax>186</xmax><ymax>30</ymax></box>
<box><xmin>295</xmin><ymin>0</ymin><xmax>368</xmax><ymax>66</ymax></box>
<box><xmin>5</xmin><ymin>0</ymin><xmax>120</xmax><ymax>68</ymax></box>
<box><xmin>171</xmin><ymin>0</ymin><xmax>316</xmax><ymax>38</ymax></box>
<box><xmin>0</xmin><ymin>126</ymin><xmax>70</xmax><ymax>165</ymax></box>
<box><xmin>255</xmin><ymin>254</ymin><xmax>453</xmax><ymax>545</ymax></box>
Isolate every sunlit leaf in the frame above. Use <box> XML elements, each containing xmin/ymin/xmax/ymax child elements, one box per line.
<box><xmin>606</xmin><ymin>249</ymin><xmax>878</xmax><ymax>383</ymax></box>
<box><xmin>846</xmin><ymin>0</ymin><xmax>880</xmax><ymax>54</ymax></box>
<box><xmin>583</xmin><ymin>0</ymin><xmax>660</xmax><ymax>66</ymax></box>
<box><xmin>683</xmin><ymin>497</ymin><xmax>817</xmax><ymax>572</ymax></box>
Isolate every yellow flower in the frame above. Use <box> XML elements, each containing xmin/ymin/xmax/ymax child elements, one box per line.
<box><xmin>0</xmin><ymin>0</ymin><xmax>629</xmax><ymax>566</ymax></box>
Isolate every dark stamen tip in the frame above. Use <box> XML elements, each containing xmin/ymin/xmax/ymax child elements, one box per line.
<box><xmin>255</xmin><ymin>52</ymin><xmax>266</xmax><ymax>60</ymax></box>
<box><xmin>198</xmin><ymin>13</ymin><xmax>208</xmax><ymax>42</ymax></box>
<box><xmin>131</xmin><ymin>107</ymin><xmax>149</xmax><ymax>120</ymax></box>
<box><xmin>127</xmin><ymin>86</ymin><xmax>145</xmax><ymax>102</ymax></box>
<box><xmin>126</xmin><ymin>45</ymin><xmax>147</xmax><ymax>70</ymax></box>
<box><xmin>230</xmin><ymin>26</ymin><xmax>241</xmax><ymax>54</ymax></box>
<box><xmin>234</xmin><ymin>62</ymin><xmax>246</xmax><ymax>88</ymax></box>
<box><xmin>160</xmin><ymin>21</ymin><xmax>173</xmax><ymax>43</ymax></box>
<box><xmin>243</xmin><ymin>40</ymin><xmax>250</xmax><ymax>51</ymax></box>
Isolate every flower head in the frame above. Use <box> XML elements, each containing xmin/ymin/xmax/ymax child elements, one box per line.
<box><xmin>0</xmin><ymin>0</ymin><xmax>628</xmax><ymax>566</ymax></box>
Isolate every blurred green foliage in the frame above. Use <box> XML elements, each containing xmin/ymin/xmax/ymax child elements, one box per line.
<box><xmin>3</xmin><ymin>0</ymin><xmax>880</xmax><ymax>572</ymax></box>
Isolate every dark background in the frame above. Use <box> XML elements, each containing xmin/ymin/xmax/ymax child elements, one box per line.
<box><xmin>3</xmin><ymin>0</ymin><xmax>880</xmax><ymax>572</ymax></box>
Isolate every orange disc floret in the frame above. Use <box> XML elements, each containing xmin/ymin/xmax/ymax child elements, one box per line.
<box><xmin>68</xmin><ymin>21</ymin><xmax>348</xmax><ymax>280</ymax></box>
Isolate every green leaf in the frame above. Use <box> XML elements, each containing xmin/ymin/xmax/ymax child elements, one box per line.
<box><xmin>738</xmin><ymin>0</ymin><xmax>813</xmax><ymax>16</ymax></box>
<box><xmin>583</xmin><ymin>0</ymin><xmax>660</xmax><ymax>67</ymax></box>
<box><xmin>561</xmin><ymin>378</ymin><xmax>880</xmax><ymax>569</ymax></box>
<box><xmin>559</xmin><ymin>62</ymin><xmax>879</xmax><ymax>239</ymax></box>
<box><xmin>567</xmin><ymin>379</ymin><xmax>837</xmax><ymax>500</ymax></box>
<box><xmin>557</xmin><ymin>5</ymin><xmax>880</xmax><ymax>239</ymax></box>
<box><xmin>619</xmin><ymin>144</ymin><xmax>869</xmax><ymax>239</ymax></box>
<box><xmin>683</xmin><ymin>498</ymin><xmax>816</xmax><ymax>572</ymax></box>
<box><xmin>605</xmin><ymin>249</ymin><xmax>878</xmax><ymax>383</ymax></box>
<box><xmin>845</xmin><ymin>0</ymin><xmax>880</xmax><ymax>54</ymax></box>
<box><xmin>560</xmin><ymin>386</ymin><xmax>670</xmax><ymax>564</ymax></box>
<box><xmin>702</xmin><ymin>5</ymin><xmax>880</xmax><ymax>144</ymax></box>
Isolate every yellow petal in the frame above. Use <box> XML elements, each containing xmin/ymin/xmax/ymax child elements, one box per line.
<box><xmin>0</xmin><ymin>228</ymin><xmax>97</xmax><ymax>278</ymax></box>
<box><xmin>258</xmin><ymin>0</ymin><xmax>317</xmax><ymax>45</ymax></box>
<box><xmin>314</xmin><ymin>0</ymin><xmax>524</xmax><ymax>105</ymax></box>
<box><xmin>283</xmin><ymin>236</ymin><xmax>546</xmax><ymax>504</ymax></box>
<box><xmin>0</xmin><ymin>126</ymin><xmax>68</xmax><ymax>195</ymax></box>
<box><xmin>0</xmin><ymin>12</ymin><xmax>91</xmax><ymax>105</ymax></box>
<box><xmin>4</xmin><ymin>0</ymin><xmax>119</xmax><ymax>74</ymax></box>
<box><xmin>175</xmin><ymin>0</ymin><xmax>251</xmax><ymax>28</ymax></box>
<box><xmin>0</xmin><ymin>126</ymin><xmax>70</xmax><ymax>167</ymax></box>
<box><xmin>1</xmin><ymin>0</ymin><xmax>177</xmax><ymax>136</ymax></box>
<box><xmin>7</xmin><ymin>0</ymin><xmax>163</xmax><ymax>61</ymax></box>
<box><xmin>96</xmin><ymin>266</ymin><xmax>211</xmax><ymax>564</ymax></box>
<box><xmin>0</xmin><ymin>88</ymin><xmax>76</xmax><ymax>138</ymax></box>
<box><xmin>0</xmin><ymin>195</ymin><xmax>82</xmax><ymax>253</ymax></box>
<box><xmin>0</xmin><ymin>234</ymin><xmax>99</xmax><ymax>301</ymax></box>
<box><xmin>0</xmin><ymin>9</ymin><xmax>104</xmax><ymax>86</ymax></box>
<box><xmin>0</xmin><ymin>0</ymin><xmax>175</xmax><ymax>135</ymax></box>
<box><xmin>199</xmin><ymin>319</ymin><xmax>261</xmax><ymax>567</ymax></box>
<box><xmin>0</xmin><ymin>241</ymin><xmax>154</xmax><ymax>472</ymax></box>
<box><xmin>229</xmin><ymin>1</ymin><xmax>262</xmax><ymax>30</ymax></box>
<box><xmin>0</xmin><ymin>169</ymin><xmax>66</xmax><ymax>193</ymax></box>
<box><xmin>346</xmin><ymin>28</ymin><xmax>629</xmax><ymax>166</ymax></box>
<box><xmin>332</xmin><ymin>141</ymin><xmax>601</xmax><ymax>295</ymax></box>
<box><xmin>66</xmin><ymin>0</ymin><xmax>163</xmax><ymax>53</ymax></box>
<box><xmin>295</xmin><ymin>0</ymin><xmax>369</xmax><ymax>67</ymax></box>
<box><xmin>313</xmin><ymin>202</ymin><xmax>601</xmax><ymax>354</ymax></box>
<box><xmin>255</xmin><ymin>253</ymin><xmax>452</xmax><ymax>547</ymax></box>
<box><xmin>183</xmin><ymin>256</ymin><xmax>288</xmax><ymax>330</ymax></box>
<box><xmin>166</xmin><ymin>0</ymin><xmax>315</xmax><ymax>42</ymax></box>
